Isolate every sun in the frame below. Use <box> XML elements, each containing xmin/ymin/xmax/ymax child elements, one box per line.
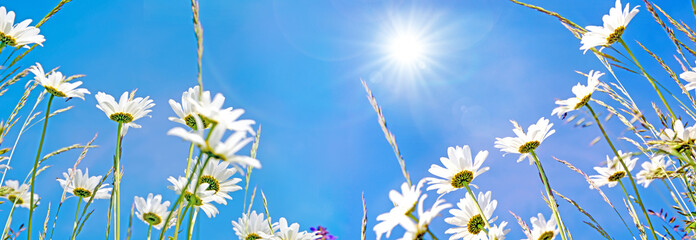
<box><xmin>388</xmin><ymin>32</ymin><xmax>425</xmax><ymax>66</ymax></box>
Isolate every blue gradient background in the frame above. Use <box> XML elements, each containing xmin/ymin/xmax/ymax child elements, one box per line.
<box><xmin>0</xmin><ymin>0</ymin><xmax>692</xmax><ymax>239</ymax></box>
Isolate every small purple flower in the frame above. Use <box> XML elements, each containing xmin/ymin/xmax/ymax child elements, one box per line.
<box><xmin>309</xmin><ymin>225</ymin><xmax>337</xmax><ymax>240</ymax></box>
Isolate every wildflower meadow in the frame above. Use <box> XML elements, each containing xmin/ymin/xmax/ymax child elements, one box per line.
<box><xmin>3</xmin><ymin>0</ymin><xmax>696</xmax><ymax>240</ymax></box>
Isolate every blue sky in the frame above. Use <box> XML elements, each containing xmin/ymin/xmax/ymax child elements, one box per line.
<box><xmin>0</xmin><ymin>0</ymin><xmax>694</xmax><ymax>239</ymax></box>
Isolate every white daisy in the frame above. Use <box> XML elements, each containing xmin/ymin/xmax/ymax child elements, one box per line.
<box><xmin>134</xmin><ymin>193</ymin><xmax>176</xmax><ymax>230</ymax></box>
<box><xmin>426</xmin><ymin>145</ymin><xmax>489</xmax><ymax>194</ymax></box>
<box><xmin>374</xmin><ymin>179</ymin><xmax>426</xmax><ymax>240</ymax></box>
<box><xmin>524</xmin><ymin>213</ymin><xmax>560</xmax><ymax>240</ymax></box>
<box><xmin>445</xmin><ymin>191</ymin><xmax>498</xmax><ymax>240</ymax></box>
<box><xmin>589</xmin><ymin>151</ymin><xmax>637</xmax><ymax>189</ymax></box>
<box><xmin>95</xmin><ymin>91</ymin><xmax>155</xmax><ymax>136</ymax></box>
<box><xmin>679</xmin><ymin>63</ymin><xmax>696</xmax><ymax>91</ymax></box>
<box><xmin>29</xmin><ymin>63</ymin><xmax>90</xmax><ymax>100</ymax></box>
<box><xmin>488</xmin><ymin>221</ymin><xmax>510</xmax><ymax>240</ymax></box>
<box><xmin>195</xmin><ymin>158</ymin><xmax>242</xmax><ymax>204</ymax></box>
<box><xmin>657</xmin><ymin>119</ymin><xmax>696</xmax><ymax>153</ymax></box>
<box><xmin>2</xmin><ymin>180</ymin><xmax>38</xmax><ymax>209</ymax></box>
<box><xmin>270</xmin><ymin>217</ymin><xmax>319</xmax><ymax>240</ymax></box>
<box><xmin>399</xmin><ymin>196</ymin><xmax>451</xmax><ymax>240</ymax></box>
<box><xmin>231</xmin><ymin>211</ymin><xmax>277</xmax><ymax>240</ymax></box>
<box><xmin>494</xmin><ymin>118</ymin><xmax>555</xmax><ymax>165</ymax></box>
<box><xmin>0</xmin><ymin>7</ymin><xmax>45</xmax><ymax>48</ymax></box>
<box><xmin>580</xmin><ymin>0</ymin><xmax>639</xmax><ymax>53</ymax></box>
<box><xmin>551</xmin><ymin>70</ymin><xmax>603</xmax><ymax>118</ymax></box>
<box><xmin>167</xmin><ymin>117</ymin><xmax>260</xmax><ymax>169</ymax></box>
<box><xmin>168</xmin><ymin>86</ymin><xmax>255</xmax><ymax>134</ymax></box>
<box><xmin>167</xmin><ymin>176</ymin><xmax>218</xmax><ymax>218</ymax></box>
<box><xmin>56</xmin><ymin>168</ymin><xmax>111</xmax><ymax>201</ymax></box>
<box><xmin>636</xmin><ymin>155</ymin><xmax>672</xmax><ymax>188</ymax></box>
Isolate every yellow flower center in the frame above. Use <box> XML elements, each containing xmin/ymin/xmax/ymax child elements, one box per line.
<box><xmin>574</xmin><ymin>94</ymin><xmax>592</xmax><ymax>109</ymax></box>
<box><xmin>518</xmin><ymin>141</ymin><xmax>540</xmax><ymax>153</ymax></box>
<box><xmin>45</xmin><ymin>86</ymin><xmax>67</xmax><ymax>98</ymax></box>
<box><xmin>467</xmin><ymin>214</ymin><xmax>485</xmax><ymax>234</ymax></box>
<box><xmin>606</xmin><ymin>26</ymin><xmax>625</xmax><ymax>45</ymax></box>
<box><xmin>184</xmin><ymin>191</ymin><xmax>203</xmax><ymax>206</ymax></box>
<box><xmin>0</xmin><ymin>32</ymin><xmax>17</xmax><ymax>47</ymax></box>
<box><xmin>538</xmin><ymin>231</ymin><xmax>555</xmax><ymax>240</ymax></box>
<box><xmin>109</xmin><ymin>112</ymin><xmax>134</xmax><ymax>123</ymax></box>
<box><xmin>142</xmin><ymin>212</ymin><xmax>162</xmax><ymax>225</ymax></box>
<box><xmin>245</xmin><ymin>233</ymin><xmax>262</xmax><ymax>240</ymax></box>
<box><xmin>72</xmin><ymin>187</ymin><xmax>92</xmax><ymax>198</ymax></box>
<box><xmin>451</xmin><ymin>170</ymin><xmax>474</xmax><ymax>188</ymax></box>
<box><xmin>200</xmin><ymin>175</ymin><xmax>220</xmax><ymax>193</ymax></box>
<box><xmin>608</xmin><ymin>171</ymin><xmax>626</xmax><ymax>182</ymax></box>
<box><xmin>7</xmin><ymin>195</ymin><xmax>23</xmax><ymax>205</ymax></box>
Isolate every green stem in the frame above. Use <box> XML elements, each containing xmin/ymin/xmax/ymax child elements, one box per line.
<box><xmin>147</xmin><ymin>224</ymin><xmax>152</xmax><ymax>240</ymax></box>
<box><xmin>158</xmin><ymin>155</ymin><xmax>210</xmax><ymax>240</ymax></box>
<box><xmin>530</xmin><ymin>151</ymin><xmax>569</xmax><ymax>240</ymax></box>
<box><xmin>618</xmin><ymin>39</ymin><xmax>675</xmax><ymax>119</ymax></box>
<box><xmin>586</xmin><ymin>104</ymin><xmax>659</xmax><ymax>240</ymax></box>
<box><xmin>27</xmin><ymin>94</ymin><xmax>54</xmax><ymax>240</ymax></box>
<box><xmin>463</xmin><ymin>185</ymin><xmax>490</xmax><ymax>234</ymax></box>
<box><xmin>186</xmin><ymin>208</ymin><xmax>195</xmax><ymax>240</ymax></box>
<box><xmin>71</xmin><ymin>197</ymin><xmax>83</xmax><ymax>240</ymax></box>
<box><xmin>114</xmin><ymin>122</ymin><xmax>123</xmax><ymax>240</ymax></box>
<box><xmin>406</xmin><ymin>213</ymin><xmax>438</xmax><ymax>240</ymax></box>
<box><xmin>172</xmin><ymin>144</ymin><xmax>195</xmax><ymax>240</ymax></box>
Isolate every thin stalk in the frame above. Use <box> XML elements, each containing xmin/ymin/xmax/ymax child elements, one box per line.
<box><xmin>172</xmin><ymin>144</ymin><xmax>195</xmax><ymax>240</ymax></box>
<box><xmin>174</xmin><ymin>204</ymin><xmax>192</xmax><ymax>240</ymax></box>
<box><xmin>186</xmin><ymin>209</ymin><xmax>196</xmax><ymax>240</ymax></box>
<box><xmin>147</xmin><ymin>224</ymin><xmax>152</xmax><ymax>240</ymax></box>
<box><xmin>114</xmin><ymin>122</ymin><xmax>124</xmax><ymax>240</ymax></box>
<box><xmin>71</xmin><ymin>197</ymin><xmax>83</xmax><ymax>240</ymax></box>
<box><xmin>27</xmin><ymin>94</ymin><xmax>54</xmax><ymax>240</ymax></box>
<box><xmin>586</xmin><ymin>104</ymin><xmax>658</xmax><ymax>240</ymax></box>
<box><xmin>158</xmin><ymin>155</ymin><xmax>210</xmax><ymax>240</ymax></box>
<box><xmin>618</xmin><ymin>39</ymin><xmax>675</xmax><ymax>119</ymax></box>
<box><xmin>530</xmin><ymin>151</ymin><xmax>569</xmax><ymax>240</ymax></box>
<box><xmin>160</xmin><ymin>123</ymin><xmax>216</xmax><ymax>240</ymax></box>
<box><xmin>406</xmin><ymin>213</ymin><xmax>439</xmax><ymax>240</ymax></box>
<box><xmin>463</xmin><ymin>185</ymin><xmax>490</xmax><ymax>234</ymax></box>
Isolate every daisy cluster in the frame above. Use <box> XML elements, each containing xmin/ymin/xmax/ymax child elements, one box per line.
<box><xmin>0</xmin><ymin>3</ymin><xmax>332</xmax><ymax>240</ymax></box>
<box><xmin>373</xmin><ymin>0</ymin><xmax>696</xmax><ymax>239</ymax></box>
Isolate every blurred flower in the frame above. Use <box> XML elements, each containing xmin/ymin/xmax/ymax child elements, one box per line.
<box><xmin>168</xmin><ymin>117</ymin><xmax>261</xmax><ymax>169</ymax></box>
<box><xmin>168</xmin><ymin>86</ymin><xmax>255</xmax><ymax>134</ymax></box>
<box><xmin>488</xmin><ymin>221</ymin><xmax>510</xmax><ymax>240</ymax></box>
<box><xmin>445</xmin><ymin>191</ymin><xmax>498</xmax><ymax>240</ymax></box>
<box><xmin>269</xmin><ymin>217</ymin><xmax>319</xmax><ymax>240</ymax></box>
<box><xmin>134</xmin><ymin>193</ymin><xmax>175</xmax><ymax>230</ymax></box>
<box><xmin>636</xmin><ymin>155</ymin><xmax>673</xmax><ymax>188</ymax></box>
<box><xmin>524</xmin><ymin>213</ymin><xmax>559</xmax><ymax>240</ymax></box>
<box><xmin>0</xmin><ymin>7</ymin><xmax>45</xmax><ymax>48</ymax></box>
<box><xmin>167</xmin><ymin>176</ymin><xmax>218</xmax><ymax>218</ymax></box>
<box><xmin>30</xmin><ymin>63</ymin><xmax>90</xmax><ymax>100</ymax></box>
<box><xmin>374</xmin><ymin>179</ymin><xmax>426</xmax><ymax>240</ymax></box>
<box><xmin>399</xmin><ymin>196</ymin><xmax>451</xmax><ymax>240</ymax></box>
<box><xmin>580</xmin><ymin>0</ymin><xmax>639</xmax><ymax>53</ymax></box>
<box><xmin>310</xmin><ymin>226</ymin><xmax>337</xmax><ymax>240</ymax></box>
<box><xmin>56</xmin><ymin>168</ymin><xmax>111</xmax><ymax>201</ymax></box>
<box><xmin>679</xmin><ymin>63</ymin><xmax>696</xmax><ymax>91</ymax></box>
<box><xmin>232</xmin><ymin>211</ymin><xmax>277</xmax><ymax>240</ymax></box>
<box><xmin>95</xmin><ymin>91</ymin><xmax>155</xmax><ymax>136</ymax></box>
<box><xmin>656</xmin><ymin>119</ymin><xmax>696</xmax><ymax>154</ymax></box>
<box><xmin>425</xmin><ymin>145</ymin><xmax>489</xmax><ymax>194</ymax></box>
<box><xmin>195</xmin><ymin>158</ymin><xmax>242</xmax><ymax>204</ymax></box>
<box><xmin>589</xmin><ymin>151</ymin><xmax>637</xmax><ymax>188</ymax></box>
<box><xmin>494</xmin><ymin>118</ymin><xmax>555</xmax><ymax>165</ymax></box>
<box><xmin>551</xmin><ymin>70</ymin><xmax>603</xmax><ymax>118</ymax></box>
<box><xmin>2</xmin><ymin>180</ymin><xmax>38</xmax><ymax>209</ymax></box>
